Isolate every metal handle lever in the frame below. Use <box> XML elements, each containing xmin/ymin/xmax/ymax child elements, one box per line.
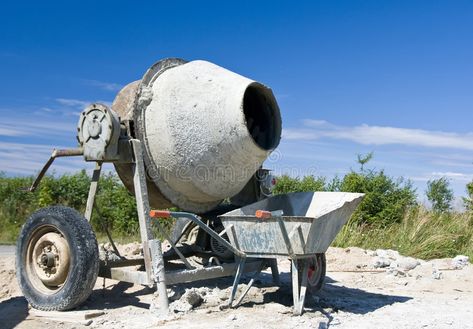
<box><xmin>26</xmin><ymin>148</ymin><xmax>83</xmax><ymax>192</ymax></box>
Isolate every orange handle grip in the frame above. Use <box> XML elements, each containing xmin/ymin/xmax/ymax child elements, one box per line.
<box><xmin>149</xmin><ymin>210</ymin><xmax>171</xmax><ymax>218</ymax></box>
<box><xmin>255</xmin><ymin>210</ymin><xmax>271</xmax><ymax>219</ymax></box>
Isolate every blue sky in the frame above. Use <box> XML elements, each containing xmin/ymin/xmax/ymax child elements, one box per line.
<box><xmin>1</xmin><ymin>1</ymin><xmax>472</xmax><ymax>205</ymax></box>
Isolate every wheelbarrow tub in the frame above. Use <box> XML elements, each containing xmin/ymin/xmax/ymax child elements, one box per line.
<box><xmin>219</xmin><ymin>192</ymin><xmax>364</xmax><ymax>258</ymax></box>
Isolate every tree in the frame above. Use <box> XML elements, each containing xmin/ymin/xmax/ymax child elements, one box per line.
<box><xmin>357</xmin><ymin>152</ymin><xmax>373</xmax><ymax>172</ymax></box>
<box><xmin>463</xmin><ymin>181</ymin><xmax>473</xmax><ymax>212</ymax></box>
<box><xmin>426</xmin><ymin>177</ymin><xmax>453</xmax><ymax>213</ymax></box>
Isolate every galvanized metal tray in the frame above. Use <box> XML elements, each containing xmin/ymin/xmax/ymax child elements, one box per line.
<box><xmin>219</xmin><ymin>192</ymin><xmax>364</xmax><ymax>259</ymax></box>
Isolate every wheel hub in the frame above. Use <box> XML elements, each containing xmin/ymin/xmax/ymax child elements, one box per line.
<box><xmin>31</xmin><ymin>231</ymin><xmax>70</xmax><ymax>287</ymax></box>
<box><xmin>39</xmin><ymin>251</ymin><xmax>56</xmax><ymax>268</ymax></box>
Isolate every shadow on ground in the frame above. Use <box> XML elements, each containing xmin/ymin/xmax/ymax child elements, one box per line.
<box><xmin>85</xmin><ymin>281</ymin><xmax>155</xmax><ymax>310</ymax></box>
<box><xmin>263</xmin><ymin>271</ymin><xmax>412</xmax><ymax>314</ymax></box>
<box><xmin>0</xmin><ymin>296</ymin><xmax>29</xmax><ymax>329</ymax></box>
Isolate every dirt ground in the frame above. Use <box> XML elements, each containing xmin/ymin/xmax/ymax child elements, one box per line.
<box><xmin>1</xmin><ymin>244</ymin><xmax>472</xmax><ymax>329</ymax></box>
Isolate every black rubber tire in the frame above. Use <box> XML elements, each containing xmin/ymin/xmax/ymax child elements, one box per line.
<box><xmin>16</xmin><ymin>206</ymin><xmax>99</xmax><ymax>311</ymax></box>
<box><xmin>296</xmin><ymin>253</ymin><xmax>326</xmax><ymax>294</ymax></box>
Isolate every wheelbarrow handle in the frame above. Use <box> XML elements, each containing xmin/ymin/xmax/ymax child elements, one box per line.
<box><xmin>149</xmin><ymin>210</ymin><xmax>246</xmax><ymax>258</ymax></box>
<box><xmin>255</xmin><ymin>209</ymin><xmax>284</xmax><ymax>219</ymax></box>
<box><xmin>149</xmin><ymin>210</ymin><xmax>171</xmax><ymax>218</ymax></box>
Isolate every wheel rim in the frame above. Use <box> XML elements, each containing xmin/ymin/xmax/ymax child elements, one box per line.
<box><xmin>25</xmin><ymin>225</ymin><xmax>71</xmax><ymax>295</ymax></box>
<box><xmin>306</xmin><ymin>256</ymin><xmax>323</xmax><ymax>287</ymax></box>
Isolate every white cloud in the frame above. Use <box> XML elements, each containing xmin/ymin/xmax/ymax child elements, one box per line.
<box><xmin>0</xmin><ymin>141</ymin><xmax>85</xmax><ymax>175</ymax></box>
<box><xmin>53</xmin><ymin>98</ymin><xmax>112</xmax><ymax>114</ymax></box>
<box><xmin>411</xmin><ymin>171</ymin><xmax>473</xmax><ymax>183</ymax></box>
<box><xmin>431</xmin><ymin>171</ymin><xmax>473</xmax><ymax>182</ymax></box>
<box><xmin>55</xmin><ymin>98</ymin><xmax>90</xmax><ymax>109</ymax></box>
<box><xmin>283</xmin><ymin>119</ymin><xmax>473</xmax><ymax>151</ymax></box>
<box><xmin>0</xmin><ymin>120</ymin><xmax>76</xmax><ymax>137</ymax></box>
<box><xmin>83</xmin><ymin>79</ymin><xmax>123</xmax><ymax>92</ymax></box>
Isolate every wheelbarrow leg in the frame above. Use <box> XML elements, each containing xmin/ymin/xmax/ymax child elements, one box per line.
<box><xmin>291</xmin><ymin>259</ymin><xmax>309</xmax><ymax>315</ymax></box>
<box><xmin>232</xmin><ymin>260</ymin><xmax>266</xmax><ymax>307</ymax></box>
<box><xmin>269</xmin><ymin>259</ymin><xmax>280</xmax><ymax>285</ymax></box>
<box><xmin>227</xmin><ymin>256</ymin><xmax>246</xmax><ymax>307</ymax></box>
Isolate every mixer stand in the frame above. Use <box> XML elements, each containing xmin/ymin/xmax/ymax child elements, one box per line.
<box><xmin>83</xmin><ymin>139</ymin><xmax>275</xmax><ymax>313</ymax></box>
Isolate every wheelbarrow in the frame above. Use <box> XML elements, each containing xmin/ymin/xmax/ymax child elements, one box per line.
<box><xmin>218</xmin><ymin>191</ymin><xmax>365</xmax><ymax>314</ymax></box>
<box><xmin>151</xmin><ymin>191</ymin><xmax>364</xmax><ymax>315</ymax></box>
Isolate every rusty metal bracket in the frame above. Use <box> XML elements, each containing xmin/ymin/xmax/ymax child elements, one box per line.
<box><xmin>26</xmin><ymin>148</ymin><xmax>83</xmax><ymax>192</ymax></box>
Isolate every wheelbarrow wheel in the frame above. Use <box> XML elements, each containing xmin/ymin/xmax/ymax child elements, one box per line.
<box><xmin>297</xmin><ymin>253</ymin><xmax>326</xmax><ymax>293</ymax></box>
<box><xmin>16</xmin><ymin>206</ymin><xmax>99</xmax><ymax>311</ymax></box>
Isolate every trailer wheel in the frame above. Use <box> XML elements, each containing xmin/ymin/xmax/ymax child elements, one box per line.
<box><xmin>297</xmin><ymin>253</ymin><xmax>326</xmax><ymax>293</ymax></box>
<box><xmin>16</xmin><ymin>206</ymin><xmax>99</xmax><ymax>311</ymax></box>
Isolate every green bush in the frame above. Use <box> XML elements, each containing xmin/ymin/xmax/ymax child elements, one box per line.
<box><xmin>0</xmin><ymin>171</ymin><xmax>141</xmax><ymax>243</ymax></box>
<box><xmin>92</xmin><ymin>173</ymin><xmax>138</xmax><ymax>235</ymax></box>
<box><xmin>426</xmin><ymin>177</ymin><xmax>454</xmax><ymax>213</ymax></box>
<box><xmin>0</xmin><ymin>173</ymin><xmax>37</xmax><ymax>242</ymax></box>
<box><xmin>339</xmin><ymin>169</ymin><xmax>417</xmax><ymax>225</ymax></box>
<box><xmin>273</xmin><ymin>155</ymin><xmax>417</xmax><ymax>226</ymax></box>
<box><xmin>273</xmin><ymin>175</ymin><xmax>326</xmax><ymax>194</ymax></box>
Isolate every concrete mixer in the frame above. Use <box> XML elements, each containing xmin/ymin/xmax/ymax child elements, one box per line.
<box><xmin>16</xmin><ymin>58</ymin><xmax>364</xmax><ymax>315</ymax></box>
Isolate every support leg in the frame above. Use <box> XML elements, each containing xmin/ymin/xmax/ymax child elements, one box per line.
<box><xmin>85</xmin><ymin>162</ymin><xmax>102</xmax><ymax>221</ymax></box>
<box><xmin>291</xmin><ymin>259</ymin><xmax>309</xmax><ymax>315</ymax></box>
<box><xmin>291</xmin><ymin>260</ymin><xmax>299</xmax><ymax>310</ymax></box>
<box><xmin>226</xmin><ymin>256</ymin><xmax>246</xmax><ymax>308</ymax></box>
<box><xmin>149</xmin><ymin>239</ymin><xmax>169</xmax><ymax>314</ymax></box>
<box><xmin>130</xmin><ymin>140</ymin><xmax>169</xmax><ymax>314</ymax></box>
<box><xmin>297</xmin><ymin>262</ymin><xmax>309</xmax><ymax>315</ymax></box>
<box><xmin>270</xmin><ymin>259</ymin><xmax>280</xmax><ymax>285</ymax></box>
<box><xmin>233</xmin><ymin>261</ymin><xmax>266</xmax><ymax>307</ymax></box>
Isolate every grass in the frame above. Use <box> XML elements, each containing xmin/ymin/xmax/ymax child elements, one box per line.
<box><xmin>334</xmin><ymin>206</ymin><xmax>473</xmax><ymax>260</ymax></box>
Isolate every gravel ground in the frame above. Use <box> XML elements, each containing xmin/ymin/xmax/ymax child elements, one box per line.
<box><xmin>1</xmin><ymin>245</ymin><xmax>472</xmax><ymax>329</ymax></box>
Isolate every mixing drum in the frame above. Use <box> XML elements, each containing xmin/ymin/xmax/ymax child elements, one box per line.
<box><xmin>112</xmin><ymin>58</ymin><xmax>282</xmax><ymax>213</ymax></box>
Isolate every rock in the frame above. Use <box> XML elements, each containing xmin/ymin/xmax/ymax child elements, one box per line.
<box><xmin>130</xmin><ymin>243</ymin><xmax>142</xmax><ymax>255</ymax></box>
<box><xmin>184</xmin><ymin>288</ymin><xmax>204</xmax><ymax>307</ymax></box>
<box><xmin>409</xmin><ymin>263</ymin><xmax>433</xmax><ymax>280</ymax></box>
<box><xmin>373</xmin><ymin>257</ymin><xmax>391</xmax><ymax>268</ymax></box>
<box><xmin>169</xmin><ymin>288</ymin><xmax>204</xmax><ymax>313</ymax></box>
<box><xmin>218</xmin><ymin>292</ymin><xmax>228</xmax><ymax>301</ymax></box>
<box><xmin>432</xmin><ymin>269</ymin><xmax>443</xmax><ymax>280</ymax></box>
<box><xmin>398</xmin><ymin>257</ymin><xmax>420</xmax><ymax>271</ymax></box>
<box><xmin>167</xmin><ymin>288</ymin><xmax>184</xmax><ymax>302</ymax></box>
<box><xmin>375</xmin><ymin>249</ymin><xmax>400</xmax><ymax>260</ymax></box>
<box><xmin>265</xmin><ymin>303</ymin><xmax>292</xmax><ymax>314</ymax></box>
<box><xmin>452</xmin><ymin>255</ymin><xmax>469</xmax><ymax>269</ymax></box>
<box><xmin>387</xmin><ymin>267</ymin><xmax>407</xmax><ymax>277</ymax></box>
<box><xmin>366</xmin><ymin>250</ymin><xmax>377</xmax><ymax>257</ymax></box>
<box><xmin>227</xmin><ymin>314</ymin><xmax>237</xmax><ymax>321</ymax></box>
